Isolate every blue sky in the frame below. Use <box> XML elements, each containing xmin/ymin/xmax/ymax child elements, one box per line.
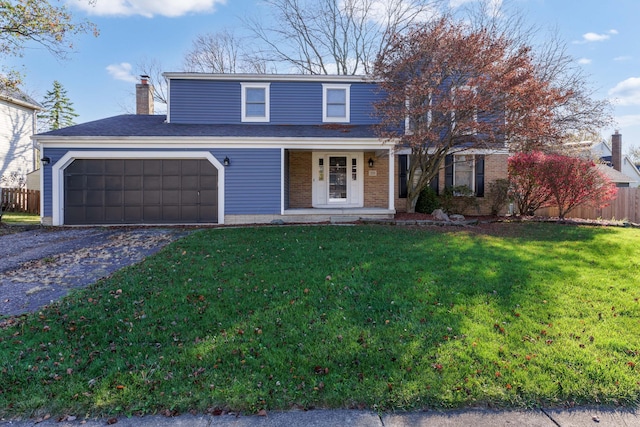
<box><xmin>10</xmin><ymin>0</ymin><xmax>640</xmax><ymax>152</ymax></box>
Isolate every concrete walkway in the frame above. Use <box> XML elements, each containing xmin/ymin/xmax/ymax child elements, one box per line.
<box><xmin>2</xmin><ymin>407</ymin><xmax>640</xmax><ymax>426</ymax></box>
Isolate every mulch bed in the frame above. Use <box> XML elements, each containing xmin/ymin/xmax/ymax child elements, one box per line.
<box><xmin>393</xmin><ymin>212</ymin><xmax>639</xmax><ymax>228</ymax></box>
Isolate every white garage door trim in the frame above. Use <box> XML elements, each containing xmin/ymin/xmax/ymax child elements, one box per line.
<box><xmin>51</xmin><ymin>151</ymin><xmax>225</xmax><ymax>226</ymax></box>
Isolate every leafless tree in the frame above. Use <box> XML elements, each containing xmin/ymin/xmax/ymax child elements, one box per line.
<box><xmin>246</xmin><ymin>0</ymin><xmax>443</xmax><ymax>75</ymax></box>
<box><xmin>628</xmin><ymin>145</ymin><xmax>640</xmax><ymax>166</ymax></box>
<box><xmin>183</xmin><ymin>29</ymin><xmax>274</xmax><ymax>74</ymax></box>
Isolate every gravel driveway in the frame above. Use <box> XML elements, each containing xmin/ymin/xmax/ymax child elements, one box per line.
<box><xmin>0</xmin><ymin>227</ymin><xmax>191</xmax><ymax>317</ymax></box>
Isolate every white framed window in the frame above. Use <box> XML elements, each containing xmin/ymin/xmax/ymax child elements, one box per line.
<box><xmin>453</xmin><ymin>154</ymin><xmax>474</xmax><ymax>192</ymax></box>
<box><xmin>241</xmin><ymin>82</ymin><xmax>270</xmax><ymax>122</ymax></box>
<box><xmin>405</xmin><ymin>91</ymin><xmax>432</xmax><ymax>135</ymax></box>
<box><xmin>451</xmin><ymin>85</ymin><xmax>478</xmax><ymax>135</ymax></box>
<box><xmin>322</xmin><ymin>84</ymin><xmax>350</xmax><ymax>123</ymax></box>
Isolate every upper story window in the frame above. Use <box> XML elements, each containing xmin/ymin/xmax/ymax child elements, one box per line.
<box><xmin>323</xmin><ymin>84</ymin><xmax>350</xmax><ymax>123</ymax></box>
<box><xmin>451</xmin><ymin>85</ymin><xmax>478</xmax><ymax>135</ymax></box>
<box><xmin>405</xmin><ymin>91</ymin><xmax>432</xmax><ymax>135</ymax></box>
<box><xmin>241</xmin><ymin>82</ymin><xmax>270</xmax><ymax>122</ymax></box>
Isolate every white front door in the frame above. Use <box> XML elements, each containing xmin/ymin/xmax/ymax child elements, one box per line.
<box><xmin>312</xmin><ymin>152</ymin><xmax>363</xmax><ymax>208</ymax></box>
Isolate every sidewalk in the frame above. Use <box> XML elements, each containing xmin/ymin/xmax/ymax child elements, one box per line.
<box><xmin>2</xmin><ymin>407</ymin><xmax>640</xmax><ymax>427</ymax></box>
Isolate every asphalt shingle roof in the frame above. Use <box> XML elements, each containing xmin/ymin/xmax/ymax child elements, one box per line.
<box><xmin>0</xmin><ymin>87</ymin><xmax>41</xmax><ymax>109</ymax></box>
<box><xmin>36</xmin><ymin>115</ymin><xmax>379</xmax><ymax>139</ymax></box>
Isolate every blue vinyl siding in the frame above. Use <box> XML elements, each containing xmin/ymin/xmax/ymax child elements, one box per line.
<box><xmin>351</xmin><ymin>83</ymin><xmax>385</xmax><ymax>125</ymax></box>
<box><xmin>170</xmin><ymin>80</ymin><xmax>241</xmax><ymax>124</ymax></box>
<box><xmin>211</xmin><ymin>148</ymin><xmax>281</xmax><ymax>214</ymax></box>
<box><xmin>41</xmin><ymin>147</ymin><xmax>281</xmax><ymax>218</ymax></box>
<box><xmin>270</xmin><ymin>82</ymin><xmax>321</xmax><ymax>124</ymax></box>
<box><xmin>169</xmin><ymin>78</ymin><xmax>383</xmax><ymax>126</ymax></box>
<box><xmin>41</xmin><ymin>147</ymin><xmax>73</xmax><ymax>217</ymax></box>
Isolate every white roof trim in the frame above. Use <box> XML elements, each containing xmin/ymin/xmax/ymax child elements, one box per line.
<box><xmin>35</xmin><ymin>136</ymin><xmax>386</xmax><ymax>148</ymax></box>
<box><xmin>37</xmin><ymin>140</ymin><xmax>388</xmax><ymax>151</ymax></box>
<box><xmin>0</xmin><ymin>94</ymin><xmax>41</xmax><ymax>111</ymax></box>
<box><xmin>162</xmin><ymin>72</ymin><xmax>374</xmax><ymax>83</ymax></box>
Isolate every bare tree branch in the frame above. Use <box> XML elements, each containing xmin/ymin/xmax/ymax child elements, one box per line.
<box><xmin>182</xmin><ymin>29</ymin><xmax>274</xmax><ymax>74</ymax></box>
<box><xmin>245</xmin><ymin>0</ymin><xmax>443</xmax><ymax>75</ymax></box>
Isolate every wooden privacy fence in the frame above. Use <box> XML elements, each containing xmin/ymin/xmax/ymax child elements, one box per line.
<box><xmin>0</xmin><ymin>187</ymin><xmax>40</xmax><ymax>215</ymax></box>
<box><xmin>536</xmin><ymin>187</ymin><xmax>640</xmax><ymax>223</ymax></box>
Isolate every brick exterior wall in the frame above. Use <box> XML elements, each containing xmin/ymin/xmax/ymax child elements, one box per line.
<box><xmin>476</xmin><ymin>153</ymin><xmax>509</xmax><ymax>214</ymax></box>
<box><xmin>394</xmin><ymin>153</ymin><xmax>509</xmax><ymax>215</ymax></box>
<box><xmin>288</xmin><ymin>151</ymin><xmax>312</xmax><ymax>208</ymax></box>
<box><xmin>363</xmin><ymin>151</ymin><xmax>389</xmax><ymax>208</ymax></box>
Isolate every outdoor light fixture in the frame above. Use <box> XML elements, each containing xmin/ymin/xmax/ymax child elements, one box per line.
<box><xmin>368</xmin><ymin>157</ymin><xmax>374</xmax><ymax>168</ymax></box>
<box><xmin>223</xmin><ymin>156</ymin><xmax>230</xmax><ymax>166</ymax></box>
<box><xmin>41</xmin><ymin>157</ymin><xmax>51</xmax><ymax>165</ymax></box>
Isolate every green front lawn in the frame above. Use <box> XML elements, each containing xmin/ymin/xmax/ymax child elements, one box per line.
<box><xmin>0</xmin><ymin>212</ymin><xmax>40</xmax><ymax>225</ymax></box>
<box><xmin>1</xmin><ymin>223</ymin><xmax>639</xmax><ymax>417</ymax></box>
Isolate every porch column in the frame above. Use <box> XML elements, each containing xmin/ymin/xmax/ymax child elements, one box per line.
<box><xmin>280</xmin><ymin>148</ymin><xmax>285</xmax><ymax>215</ymax></box>
<box><xmin>388</xmin><ymin>148</ymin><xmax>395</xmax><ymax>211</ymax></box>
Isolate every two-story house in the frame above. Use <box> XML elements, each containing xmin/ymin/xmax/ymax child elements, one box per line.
<box><xmin>34</xmin><ymin>73</ymin><xmax>507</xmax><ymax>226</ymax></box>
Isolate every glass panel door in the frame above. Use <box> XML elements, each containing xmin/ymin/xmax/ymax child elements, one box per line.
<box><xmin>329</xmin><ymin>156</ymin><xmax>347</xmax><ymax>201</ymax></box>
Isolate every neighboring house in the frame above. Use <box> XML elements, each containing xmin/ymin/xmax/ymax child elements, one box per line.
<box><xmin>591</xmin><ymin>131</ymin><xmax>640</xmax><ymax>188</ymax></box>
<box><xmin>0</xmin><ymin>88</ymin><xmax>41</xmax><ymax>189</ymax></box>
<box><xmin>33</xmin><ymin>74</ymin><xmax>508</xmax><ymax>226</ymax></box>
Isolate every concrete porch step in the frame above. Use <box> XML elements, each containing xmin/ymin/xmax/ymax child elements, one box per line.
<box><xmin>329</xmin><ymin>215</ymin><xmax>360</xmax><ymax>223</ymax></box>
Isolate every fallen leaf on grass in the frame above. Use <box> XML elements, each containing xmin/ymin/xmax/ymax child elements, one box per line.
<box><xmin>34</xmin><ymin>414</ymin><xmax>51</xmax><ymax>424</ymax></box>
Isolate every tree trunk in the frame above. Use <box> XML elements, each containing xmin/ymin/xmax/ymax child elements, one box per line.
<box><xmin>405</xmin><ymin>189</ymin><xmax>419</xmax><ymax>213</ymax></box>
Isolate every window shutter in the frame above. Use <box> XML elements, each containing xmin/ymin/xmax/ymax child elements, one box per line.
<box><xmin>475</xmin><ymin>155</ymin><xmax>485</xmax><ymax>197</ymax></box>
<box><xmin>429</xmin><ymin>173</ymin><xmax>439</xmax><ymax>195</ymax></box>
<box><xmin>445</xmin><ymin>154</ymin><xmax>454</xmax><ymax>189</ymax></box>
<box><xmin>398</xmin><ymin>154</ymin><xmax>408</xmax><ymax>198</ymax></box>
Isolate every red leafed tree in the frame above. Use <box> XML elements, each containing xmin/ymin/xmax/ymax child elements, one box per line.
<box><xmin>372</xmin><ymin>15</ymin><xmax>572</xmax><ymax>213</ymax></box>
<box><xmin>508</xmin><ymin>151</ymin><xmax>617</xmax><ymax>218</ymax></box>
<box><xmin>508</xmin><ymin>151</ymin><xmax>554</xmax><ymax>215</ymax></box>
<box><xmin>536</xmin><ymin>154</ymin><xmax>617</xmax><ymax>219</ymax></box>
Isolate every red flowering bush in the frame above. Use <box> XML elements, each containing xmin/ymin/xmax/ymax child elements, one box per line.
<box><xmin>508</xmin><ymin>151</ymin><xmax>618</xmax><ymax>218</ymax></box>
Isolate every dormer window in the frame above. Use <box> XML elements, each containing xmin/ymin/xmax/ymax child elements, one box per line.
<box><xmin>322</xmin><ymin>84</ymin><xmax>350</xmax><ymax>123</ymax></box>
<box><xmin>241</xmin><ymin>83</ymin><xmax>270</xmax><ymax>122</ymax></box>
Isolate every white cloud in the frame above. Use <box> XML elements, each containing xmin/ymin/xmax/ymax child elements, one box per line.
<box><xmin>68</xmin><ymin>0</ymin><xmax>226</xmax><ymax>18</ymax></box>
<box><xmin>578</xmin><ymin>58</ymin><xmax>592</xmax><ymax>65</ymax></box>
<box><xmin>608</xmin><ymin>77</ymin><xmax>640</xmax><ymax>106</ymax></box>
<box><xmin>106</xmin><ymin>63</ymin><xmax>138</xmax><ymax>83</ymax></box>
<box><xmin>575</xmin><ymin>29</ymin><xmax>618</xmax><ymax>44</ymax></box>
<box><xmin>614</xmin><ymin>55</ymin><xmax>632</xmax><ymax>62</ymax></box>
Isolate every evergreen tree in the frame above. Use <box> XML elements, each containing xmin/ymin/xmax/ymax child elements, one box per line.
<box><xmin>39</xmin><ymin>81</ymin><xmax>79</xmax><ymax>130</ymax></box>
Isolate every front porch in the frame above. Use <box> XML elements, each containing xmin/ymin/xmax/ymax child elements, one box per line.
<box><xmin>285</xmin><ymin>148</ymin><xmax>395</xmax><ymax>211</ymax></box>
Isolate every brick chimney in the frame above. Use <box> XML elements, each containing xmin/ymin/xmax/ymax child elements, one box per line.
<box><xmin>136</xmin><ymin>75</ymin><xmax>154</xmax><ymax>115</ymax></box>
<box><xmin>611</xmin><ymin>130</ymin><xmax>622</xmax><ymax>172</ymax></box>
